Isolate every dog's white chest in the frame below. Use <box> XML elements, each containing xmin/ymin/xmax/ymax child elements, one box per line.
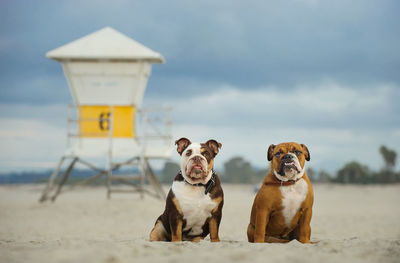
<box><xmin>280</xmin><ymin>179</ymin><xmax>308</xmax><ymax>227</ymax></box>
<box><xmin>172</xmin><ymin>181</ymin><xmax>217</xmax><ymax>235</ymax></box>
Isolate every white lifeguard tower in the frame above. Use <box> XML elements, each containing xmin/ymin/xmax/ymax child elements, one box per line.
<box><xmin>39</xmin><ymin>27</ymin><xmax>172</xmax><ymax>202</ymax></box>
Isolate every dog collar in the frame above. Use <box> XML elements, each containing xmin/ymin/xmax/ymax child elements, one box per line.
<box><xmin>180</xmin><ymin>171</ymin><xmax>216</xmax><ymax>194</ymax></box>
<box><xmin>264</xmin><ymin>178</ymin><xmax>301</xmax><ymax>186</ymax></box>
<box><xmin>265</xmin><ymin>173</ymin><xmax>303</xmax><ymax>186</ymax></box>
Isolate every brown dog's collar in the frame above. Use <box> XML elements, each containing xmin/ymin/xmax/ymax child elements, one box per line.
<box><xmin>264</xmin><ymin>174</ymin><xmax>302</xmax><ymax>186</ymax></box>
<box><xmin>264</xmin><ymin>180</ymin><xmax>298</xmax><ymax>186</ymax></box>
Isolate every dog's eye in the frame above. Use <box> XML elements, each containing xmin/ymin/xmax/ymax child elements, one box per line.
<box><xmin>186</xmin><ymin>150</ymin><xmax>192</xmax><ymax>156</ymax></box>
<box><xmin>275</xmin><ymin>152</ymin><xmax>282</xmax><ymax>157</ymax></box>
<box><xmin>203</xmin><ymin>152</ymin><xmax>210</xmax><ymax>157</ymax></box>
<box><xmin>294</xmin><ymin>150</ymin><xmax>302</xmax><ymax>156</ymax></box>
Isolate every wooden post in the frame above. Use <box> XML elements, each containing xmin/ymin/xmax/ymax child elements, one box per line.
<box><xmin>106</xmin><ymin>106</ymin><xmax>114</xmax><ymax>200</ymax></box>
<box><xmin>51</xmin><ymin>157</ymin><xmax>78</xmax><ymax>202</ymax></box>
<box><xmin>39</xmin><ymin>156</ymin><xmax>66</xmax><ymax>202</ymax></box>
<box><xmin>144</xmin><ymin>158</ymin><xmax>166</xmax><ymax>200</ymax></box>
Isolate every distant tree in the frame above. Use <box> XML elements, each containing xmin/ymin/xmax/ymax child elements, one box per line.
<box><xmin>160</xmin><ymin>161</ymin><xmax>180</xmax><ymax>184</ymax></box>
<box><xmin>254</xmin><ymin>168</ymin><xmax>268</xmax><ymax>183</ymax></box>
<box><xmin>335</xmin><ymin>161</ymin><xmax>371</xmax><ymax>184</ymax></box>
<box><xmin>222</xmin><ymin>156</ymin><xmax>256</xmax><ymax>183</ymax></box>
<box><xmin>379</xmin><ymin>145</ymin><xmax>397</xmax><ymax>171</ymax></box>
<box><xmin>318</xmin><ymin>169</ymin><xmax>332</xmax><ymax>183</ymax></box>
<box><xmin>377</xmin><ymin>145</ymin><xmax>397</xmax><ymax>183</ymax></box>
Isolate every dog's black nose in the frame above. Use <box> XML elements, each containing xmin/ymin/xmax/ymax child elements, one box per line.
<box><xmin>282</xmin><ymin>154</ymin><xmax>293</xmax><ymax>160</ymax></box>
<box><xmin>192</xmin><ymin>156</ymin><xmax>201</xmax><ymax>162</ymax></box>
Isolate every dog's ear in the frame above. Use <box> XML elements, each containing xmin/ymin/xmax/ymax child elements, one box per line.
<box><xmin>205</xmin><ymin>139</ymin><xmax>222</xmax><ymax>156</ymax></box>
<box><xmin>175</xmin><ymin>137</ymin><xmax>191</xmax><ymax>155</ymax></box>
<box><xmin>267</xmin><ymin>144</ymin><xmax>276</xmax><ymax>161</ymax></box>
<box><xmin>301</xmin><ymin>144</ymin><xmax>310</xmax><ymax>161</ymax></box>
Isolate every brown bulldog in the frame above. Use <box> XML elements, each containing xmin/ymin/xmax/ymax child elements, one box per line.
<box><xmin>150</xmin><ymin>138</ymin><xmax>224</xmax><ymax>242</ymax></box>
<box><xmin>247</xmin><ymin>142</ymin><xmax>314</xmax><ymax>243</ymax></box>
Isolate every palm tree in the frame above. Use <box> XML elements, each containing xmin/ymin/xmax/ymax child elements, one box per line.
<box><xmin>379</xmin><ymin>146</ymin><xmax>397</xmax><ymax>170</ymax></box>
<box><xmin>379</xmin><ymin>145</ymin><xmax>397</xmax><ymax>183</ymax></box>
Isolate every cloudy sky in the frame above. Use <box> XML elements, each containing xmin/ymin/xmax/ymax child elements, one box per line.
<box><xmin>0</xmin><ymin>0</ymin><xmax>399</xmax><ymax>173</ymax></box>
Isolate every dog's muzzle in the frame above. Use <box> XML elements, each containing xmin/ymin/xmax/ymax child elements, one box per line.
<box><xmin>186</xmin><ymin>155</ymin><xmax>208</xmax><ymax>179</ymax></box>
<box><xmin>279</xmin><ymin>154</ymin><xmax>301</xmax><ymax>176</ymax></box>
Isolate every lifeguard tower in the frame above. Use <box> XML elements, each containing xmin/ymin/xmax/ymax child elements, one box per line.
<box><xmin>39</xmin><ymin>27</ymin><xmax>172</xmax><ymax>202</ymax></box>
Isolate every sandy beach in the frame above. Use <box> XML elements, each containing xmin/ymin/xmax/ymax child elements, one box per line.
<box><xmin>0</xmin><ymin>183</ymin><xmax>399</xmax><ymax>263</ymax></box>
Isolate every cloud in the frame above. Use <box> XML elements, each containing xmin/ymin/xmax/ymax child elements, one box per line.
<box><xmin>146</xmin><ymin>81</ymin><xmax>399</xmax><ymax>130</ymax></box>
<box><xmin>1</xmin><ymin>0</ymin><xmax>400</xmax><ymax>105</ymax></box>
<box><xmin>0</xmin><ymin>103</ymin><xmax>69</xmax><ymax>125</ymax></box>
<box><xmin>0</xmin><ymin>118</ymin><xmax>65</xmax><ymax>171</ymax></box>
<box><xmin>148</xmin><ymin>81</ymin><xmax>400</xmax><ymax>171</ymax></box>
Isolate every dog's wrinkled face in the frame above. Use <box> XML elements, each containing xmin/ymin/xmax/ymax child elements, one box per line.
<box><xmin>267</xmin><ymin>142</ymin><xmax>310</xmax><ymax>181</ymax></box>
<box><xmin>175</xmin><ymin>138</ymin><xmax>222</xmax><ymax>184</ymax></box>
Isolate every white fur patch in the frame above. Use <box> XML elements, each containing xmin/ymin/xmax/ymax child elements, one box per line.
<box><xmin>280</xmin><ymin>178</ymin><xmax>308</xmax><ymax>227</ymax></box>
<box><xmin>172</xmin><ymin>181</ymin><xmax>218</xmax><ymax>235</ymax></box>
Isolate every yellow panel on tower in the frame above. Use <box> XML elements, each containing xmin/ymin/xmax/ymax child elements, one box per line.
<box><xmin>78</xmin><ymin>106</ymin><xmax>135</xmax><ymax>138</ymax></box>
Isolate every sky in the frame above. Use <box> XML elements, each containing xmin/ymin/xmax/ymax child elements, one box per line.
<box><xmin>0</xmin><ymin>0</ymin><xmax>399</xmax><ymax>174</ymax></box>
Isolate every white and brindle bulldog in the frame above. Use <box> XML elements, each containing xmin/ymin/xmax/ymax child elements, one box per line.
<box><xmin>247</xmin><ymin>142</ymin><xmax>314</xmax><ymax>243</ymax></box>
<box><xmin>150</xmin><ymin>137</ymin><xmax>224</xmax><ymax>242</ymax></box>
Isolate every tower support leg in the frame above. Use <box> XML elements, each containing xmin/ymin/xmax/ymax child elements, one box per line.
<box><xmin>51</xmin><ymin>157</ymin><xmax>78</xmax><ymax>202</ymax></box>
<box><xmin>39</xmin><ymin>156</ymin><xmax>66</xmax><ymax>202</ymax></box>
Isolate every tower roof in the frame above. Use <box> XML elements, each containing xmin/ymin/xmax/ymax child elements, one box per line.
<box><xmin>46</xmin><ymin>27</ymin><xmax>165</xmax><ymax>63</ymax></box>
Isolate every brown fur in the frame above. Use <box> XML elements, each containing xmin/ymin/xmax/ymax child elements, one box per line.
<box><xmin>149</xmin><ymin>220</ymin><xmax>167</xmax><ymax>241</ymax></box>
<box><xmin>175</xmin><ymin>138</ymin><xmax>191</xmax><ymax>155</ymax></box>
<box><xmin>207</xmin><ymin>159</ymin><xmax>214</xmax><ymax>172</ymax></box>
<box><xmin>247</xmin><ymin>142</ymin><xmax>314</xmax><ymax>244</ymax></box>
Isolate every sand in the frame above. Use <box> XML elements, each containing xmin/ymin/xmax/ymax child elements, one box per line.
<box><xmin>0</xmin><ymin>183</ymin><xmax>399</xmax><ymax>263</ymax></box>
